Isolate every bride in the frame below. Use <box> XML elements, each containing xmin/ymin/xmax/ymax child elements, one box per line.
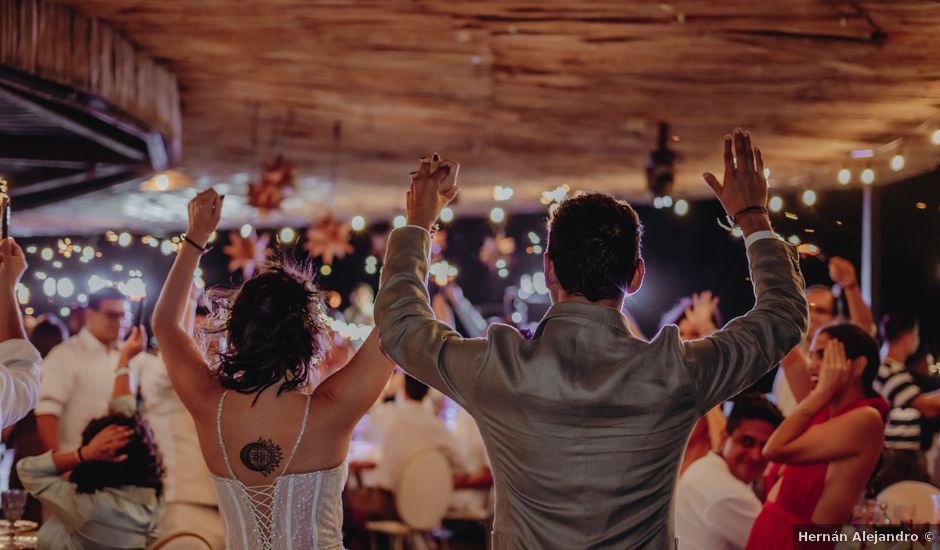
<box><xmin>153</xmin><ymin>189</ymin><xmax>394</xmax><ymax>549</ymax></box>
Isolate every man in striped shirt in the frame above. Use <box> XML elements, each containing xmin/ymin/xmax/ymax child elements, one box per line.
<box><xmin>874</xmin><ymin>313</ymin><xmax>940</xmax><ymax>490</ymax></box>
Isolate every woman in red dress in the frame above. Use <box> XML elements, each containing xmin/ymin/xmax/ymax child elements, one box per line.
<box><xmin>746</xmin><ymin>323</ymin><xmax>888</xmax><ymax>549</ymax></box>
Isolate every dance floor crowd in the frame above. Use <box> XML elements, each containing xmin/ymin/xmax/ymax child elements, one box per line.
<box><xmin>0</xmin><ymin>131</ymin><xmax>935</xmax><ymax>549</ymax></box>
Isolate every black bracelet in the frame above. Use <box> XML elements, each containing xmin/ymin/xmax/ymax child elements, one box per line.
<box><xmin>181</xmin><ymin>234</ymin><xmax>210</xmax><ymax>254</ymax></box>
<box><xmin>77</xmin><ymin>446</ymin><xmax>85</xmax><ymax>464</ymax></box>
<box><xmin>730</xmin><ymin>205</ymin><xmax>769</xmax><ymax>226</ymax></box>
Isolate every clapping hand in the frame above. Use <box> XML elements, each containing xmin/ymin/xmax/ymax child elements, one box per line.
<box><xmin>0</xmin><ymin>238</ymin><xmax>26</xmax><ymax>290</ymax></box>
<box><xmin>703</xmin><ymin>129</ymin><xmax>770</xmax><ymax>229</ymax></box>
<box><xmin>81</xmin><ymin>424</ymin><xmax>135</xmax><ymax>463</ymax></box>
<box><xmin>406</xmin><ymin>153</ymin><xmax>460</xmax><ymax>231</ymax></box>
<box><xmin>186</xmin><ymin>189</ymin><xmax>224</xmax><ymax>246</ymax></box>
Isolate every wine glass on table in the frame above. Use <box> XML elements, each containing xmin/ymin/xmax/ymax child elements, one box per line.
<box><xmin>1</xmin><ymin>489</ymin><xmax>27</xmax><ymax>548</ymax></box>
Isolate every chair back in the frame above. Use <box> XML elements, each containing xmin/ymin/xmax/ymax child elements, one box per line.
<box><xmin>148</xmin><ymin>530</ymin><xmax>213</xmax><ymax>550</ymax></box>
<box><xmin>395</xmin><ymin>448</ymin><xmax>453</xmax><ymax>530</ymax></box>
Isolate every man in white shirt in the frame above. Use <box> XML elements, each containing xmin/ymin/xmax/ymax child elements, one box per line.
<box><xmin>0</xmin><ymin>238</ymin><xmax>41</xmax><ymax>428</ymax></box>
<box><xmin>675</xmin><ymin>394</ymin><xmax>783</xmax><ymax>550</ymax></box>
<box><xmin>373</xmin><ymin>375</ymin><xmax>465</xmax><ymax>492</ymax></box>
<box><xmin>35</xmin><ymin>287</ymin><xmax>147</xmax><ymax>451</ymax></box>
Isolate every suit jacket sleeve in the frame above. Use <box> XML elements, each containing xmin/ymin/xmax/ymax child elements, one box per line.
<box><xmin>681</xmin><ymin>237</ymin><xmax>808</xmax><ymax>413</ymax></box>
<box><xmin>375</xmin><ymin>226</ymin><xmax>489</xmax><ymax>411</ymax></box>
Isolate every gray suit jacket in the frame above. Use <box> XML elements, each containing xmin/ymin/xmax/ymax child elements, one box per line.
<box><xmin>375</xmin><ymin>226</ymin><xmax>807</xmax><ymax>549</ymax></box>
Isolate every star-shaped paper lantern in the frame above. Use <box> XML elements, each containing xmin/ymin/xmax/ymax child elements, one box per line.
<box><xmin>247</xmin><ymin>155</ymin><xmax>296</xmax><ymax>215</ymax></box>
<box><xmin>305</xmin><ymin>214</ymin><xmax>354</xmax><ymax>265</ymax></box>
<box><xmin>222</xmin><ymin>231</ymin><xmax>271</xmax><ymax>277</ymax></box>
<box><xmin>478</xmin><ymin>233</ymin><xmax>516</xmax><ymax>270</ymax></box>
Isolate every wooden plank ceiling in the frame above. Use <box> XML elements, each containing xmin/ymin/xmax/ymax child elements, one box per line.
<box><xmin>19</xmin><ymin>0</ymin><xmax>940</xmax><ymax>233</ymax></box>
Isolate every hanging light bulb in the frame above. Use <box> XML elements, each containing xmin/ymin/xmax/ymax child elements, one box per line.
<box><xmin>931</xmin><ymin>129</ymin><xmax>940</xmax><ymax>145</ymax></box>
<box><xmin>860</xmin><ymin>166</ymin><xmax>875</xmax><ymax>185</ymax></box>
<box><xmin>802</xmin><ymin>190</ymin><xmax>817</xmax><ymax>207</ymax></box>
<box><xmin>837</xmin><ymin>168</ymin><xmax>852</xmax><ymax>185</ymax></box>
<box><xmin>890</xmin><ymin>153</ymin><xmax>905</xmax><ymax>172</ymax></box>
<box><xmin>768</xmin><ymin>196</ymin><xmax>784</xmax><ymax>213</ymax></box>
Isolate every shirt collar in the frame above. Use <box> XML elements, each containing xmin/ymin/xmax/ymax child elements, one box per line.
<box><xmin>77</xmin><ymin>327</ymin><xmax>117</xmax><ymax>353</ymax></box>
<box><xmin>535</xmin><ymin>301</ymin><xmax>633</xmax><ymax>337</ymax></box>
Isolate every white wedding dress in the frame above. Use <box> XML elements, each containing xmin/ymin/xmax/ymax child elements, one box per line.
<box><xmin>211</xmin><ymin>390</ymin><xmax>348</xmax><ymax>550</ymax></box>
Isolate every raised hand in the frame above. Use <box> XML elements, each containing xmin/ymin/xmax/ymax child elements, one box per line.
<box><xmin>684</xmin><ymin>291</ymin><xmax>720</xmax><ymax>335</ymax></box>
<box><xmin>828</xmin><ymin>257</ymin><xmax>858</xmax><ymax>288</ymax></box>
<box><xmin>406</xmin><ymin>153</ymin><xmax>460</xmax><ymax>231</ymax></box>
<box><xmin>703</xmin><ymin>129</ymin><xmax>770</xmax><ymax>233</ymax></box>
<box><xmin>186</xmin><ymin>189</ymin><xmax>224</xmax><ymax>245</ymax></box>
<box><xmin>120</xmin><ymin>325</ymin><xmax>147</xmax><ymax>363</ymax></box>
<box><xmin>0</xmin><ymin>238</ymin><xmax>27</xmax><ymax>289</ymax></box>
<box><xmin>81</xmin><ymin>424</ymin><xmax>135</xmax><ymax>463</ymax></box>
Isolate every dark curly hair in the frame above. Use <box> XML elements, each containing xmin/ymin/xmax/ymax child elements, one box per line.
<box><xmin>204</xmin><ymin>257</ymin><xmax>331</xmax><ymax>400</ymax></box>
<box><xmin>725</xmin><ymin>393</ymin><xmax>784</xmax><ymax>435</ymax></box>
<box><xmin>70</xmin><ymin>414</ymin><xmax>164</xmax><ymax>496</ymax></box>
<box><xmin>546</xmin><ymin>192</ymin><xmax>643</xmax><ymax>302</ymax></box>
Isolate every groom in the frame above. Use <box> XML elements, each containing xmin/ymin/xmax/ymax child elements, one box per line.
<box><xmin>374</xmin><ymin>130</ymin><xmax>808</xmax><ymax>548</ymax></box>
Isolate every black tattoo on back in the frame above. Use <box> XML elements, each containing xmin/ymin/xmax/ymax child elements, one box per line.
<box><xmin>240</xmin><ymin>437</ymin><xmax>283</xmax><ymax>477</ymax></box>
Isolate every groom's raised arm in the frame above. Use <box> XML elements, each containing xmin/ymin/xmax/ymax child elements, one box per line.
<box><xmin>374</xmin><ymin>156</ymin><xmax>487</xmax><ymax>411</ymax></box>
<box><xmin>679</xmin><ymin>130</ymin><xmax>809</xmax><ymax>413</ymax></box>
<box><xmin>375</xmin><ymin>226</ymin><xmax>488</xmax><ymax>410</ymax></box>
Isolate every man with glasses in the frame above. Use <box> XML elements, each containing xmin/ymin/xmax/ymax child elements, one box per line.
<box><xmin>36</xmin><ymin>288</ymin><xmax>146</xmax><ymax>451</ymax></box>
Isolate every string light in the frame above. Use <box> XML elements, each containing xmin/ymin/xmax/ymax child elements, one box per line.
<box><xmin>493</xmin><ymin>186</ymin><xmax>514</xmax><ymax>201</ymax></box>
<box><xmin>393</xmin><ymin>215</ymin><xmax>406</xmax><ymax>229</ymax></box>
<box><xmin>118</xmin><ymin>232</ymin><xmax>132</xmax><ymax>247</ymax></box>
<box><xmin>787</xmin><ymin>235</ymin><xmax>801</xmax><ymax>245</ymax></box>
<box><xmin>440</xmin><ymin>207</ymin><xmax>454</xmax><ymax>223</ymax></box>
<box><xmin>40</xmin><ymin>248</ymin><xmax>53</xmax><ymax>261</ymax></box>
<box><xmin>890</xmin><ymin>153</ymin><xmax>905</xmax><ymax>172</ymax></box>
<box><xmin>160</xmin><ymin>240</ymin><xmax>177</xmax><ymax>256</ymax></box>
<box><xmin>763</xmin><ymin>167</ymin><xmax>771</xmax><ymax>179</ymax></box>
<box><xmin>59</xmin><ymin>307</ymin><xmax>70</xmax><ymax>317</ymax></box>
<box><xmin>837</xmin><ymin>168</ymin><xmax>852</xmax><ymax>185</ymax></box>
<box><xmin>489</xmin><ymin>207</ymin><xmax>506</xmax><ymax>224</ymax></box>
<box><xmin>802</xmin><ymin>190</ymin><xmax>817</xmax><ymax>206</ymax></box>
<box><xmin>661</xmin><ymin>196</ymin><xmax>674</xmax><ymax>208</ymax></box>
<box><xmin>42</xmin><ymin>278</ymin><xmax>56</xmax><ymax>297</ymax></box>
<box><xmin>278</xmin><ymin>227</ymin><xmax>297</xmax><ymax>243</ymax></box>
<box><xmin>768</xmin><ymin>196</ymin><xmax>784</xmax><ymax>213</ymax></box>
<box><xmin>350</xmin><ymin>216</ymin><xmax>366</xmax><ymax>231</ymax></box>
<box><xmin>57</xmin><ymin>278</ymin><xmax>74</xmax><ymax>298</ymax></box>
<box><xmin>932</xmin><ymin>129</ymin><xmax>940</xmax><ymax>145</ymax></box>
<box><xmin>652</xmin><ymin>197</ymin><xmax>664</xmax><ymax>209</ymax></box>
<box><xmin>498</xmin><ymin>268</ymin><xmax>509</xmax><ymax>278</ymax></box>
<box><xmin>320</xmin><ymin>265</ymin><xmax>333</xmax><ymax>276</ymax></box>
<box><xmin>239</xmin><ymin>224</ymin><xmax>252</xmax><ymax>238</ymax></box>
<box><xmin>860</xmin><ymin>166</ymin><xmax>875</xmax><ymax>185</ymax></box>
<box><xmin>674</xmin><ymin>199</ymin><xmax>689</xmax><ymax>216</ymax></box>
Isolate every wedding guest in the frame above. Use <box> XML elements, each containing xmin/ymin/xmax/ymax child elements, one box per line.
<box><xmin>774</xmin><ymin>256</ymin><xmax>875</xmax><ymax>416</ymax></box>
<box><xmin>676</xmin><ymin>394</ymin><xmax>783</xmax><ymax>550</ymax></box>
<box><xmin>36</xmin><ymin>287</ymin><xmax>148</xmax><ymax>451</ymax></box>
<box><xmin>874</xmin><ymin>313</ymin><xmax>940</xmax><ymax>488</ymax></box>
<box><xmin>661</xmin><ymin>291</ymin><xmax>729</xmax><ymax>475</ymax></box>
<box><xmin>0</xmin><ymin>238</ymin><xmax>41</xmax><ymax>429</ymax></box>
<box><xmin>747</xmin><ymin>323</ymin><xmax>887</xmax><ymax>550</ymax></box>
<box><xmin>6</xmin><ymin>315</ymin><xmax>68</xmax><ymax>522</ymax></box>
<box><xmin>375</xmin><ymin>131</ymin><xmax>807</xmax><ymax>547</ymax></box>
<box><xmin>18</xmin><ymin>326</ymin><xmax>165</xmax><ymax>550</ymax></box>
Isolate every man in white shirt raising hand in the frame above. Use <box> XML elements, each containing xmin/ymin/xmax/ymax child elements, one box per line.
<box><xmin>36</xmin><ymin>287</ymin><xmax>148</xmax><ymax>452</ymax></box>
<box><xmin>0</xmin><ymin>238</ymin><xmax>41</xmax><ymax>428</ymax></box>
